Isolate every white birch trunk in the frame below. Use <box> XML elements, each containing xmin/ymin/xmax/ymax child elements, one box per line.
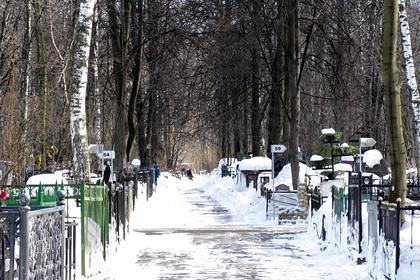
<box><xmin>91</xmin><ymin>4</ymin><xmax>101</xmax><ymax>145</ymax></box>
<box><xmin>399</xmin><ymin>0</ymin><xmax>420</xmax><ymax>170</ymax></box>
<box><xmin>20</xmin><ymin>0</ymin><xmax>31</xmax><ymax>172</ymax></box>
<box><xmin>70</xmin><ymin>0</ymin><xmax>96</xmax><ymax>181</ymax></box>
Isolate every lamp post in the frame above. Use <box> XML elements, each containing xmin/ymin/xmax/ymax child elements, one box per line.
<box><xmin>321</xmin><ymin>128</ymin><xmax>339</xmax><ymax>179</ymax></box>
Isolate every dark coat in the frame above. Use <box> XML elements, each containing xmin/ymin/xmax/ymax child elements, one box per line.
<box><xmin>103</xmin><ymin>164</ymin><xmax>111</xmax><ymax>184</ymax></box>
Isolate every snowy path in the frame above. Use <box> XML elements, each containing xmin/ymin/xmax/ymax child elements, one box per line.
<box><xmin>98</xmin><ymin>174</ymin><xmax>370</xmax><ymax>280</ymax></box>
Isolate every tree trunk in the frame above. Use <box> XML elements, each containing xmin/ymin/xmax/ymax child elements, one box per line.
<box><xmin>107</xmin><ymin>0</ymin><xmax>130</xmax><ymax>173</ymax></box>
<box><xmin>399</xmin><ymin>0</ymin><xmax>420</xmax><ymax>176</ymax></box>
<box><xmin>127</xmin><ymin>0</ymin><xmax>144</xmax><ymax>162</ymax></box>
<box><xmin>242</xmin><ymin>84</ymin><xmax>249</xmax><ymax>153</ymax></box>
<box><xmin>287</xmin><ymin>0</ymin><xmax>300</xmax><ymax>191</ymax></box>
<box><xmin>136</xmin><ymin>91</ymin><xmax>147</xmax><ymax>167</ymax></box>
<box><xmin>89</xmin><ymin>3</ymin><xmax>101</xmax><ymax>146</ymax></box>
<box><xmin>20</xmin><ymin>0</ymin><xmax>31</xmax><ymax>179</ymax></box>
<box><xmin>267</xmin><ymin>1</ymin><xmax>284</xmax><ymax>156</ymax></box>
<box><xmin>34</xmin><ymin>0</ymin><xmax>47</xmax><ymax>170</ymax></box>
<box><xmin>70</xmin><ymin>0</ymin><xmax>96</xmax><ymax>181</ymax></box>
<box><xmin>282</xmin><ymin>10</ymin><xmax>290</xmax><ymax>146</ymax></box>
<box><xmin>251</xmin><ymin>47</ymin><xmax>261</xmax><ymax>157</ymax></box>
<box><xmin>382</xmin><ymin>0</ymin><xmax>407</xmax><ymax>207</ymax></box>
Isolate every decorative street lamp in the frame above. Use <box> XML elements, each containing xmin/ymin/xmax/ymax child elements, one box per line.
<box><xmin>321</xmin><ymin>128</ymin><xmax>339</xmax><ymax>179</ymax></box>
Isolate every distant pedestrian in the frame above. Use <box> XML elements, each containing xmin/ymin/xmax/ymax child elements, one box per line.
<box><xmin>186</xmin><ymin>169</ymin><xmax>193</xmax><ymax>180</ymax></box>
<box><xmin>103</xmin><ymin>162</ymin><xmax>111</xmax><ymax>185</ymax></box>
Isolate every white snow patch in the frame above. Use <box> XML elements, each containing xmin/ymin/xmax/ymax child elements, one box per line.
<box><xmin>310</xmin><ymin>154</ymin><xmax>323</xmax><ymax>161</ymax></box>
<box><xmin>363</xmin><ymin>149</ymin><xmax>383</xmax><ymax>168</ymax></box>
<box><xmin>238</xmin><ymin>156</ymin><xmax>271</xmax><ymax>171</ymax></box>
<box><xmin>26</xmin><ymin>173</ymin><xmax>69</xmax><ymax>185</ymax></box>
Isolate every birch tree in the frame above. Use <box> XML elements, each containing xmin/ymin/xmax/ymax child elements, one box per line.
<box><xmin>70</xmin><ymin>0</ymin><xmax>96</xmax><ymax>181</ymax></box>
<box><xmin>20</xmin><ymin>0</ymin><xmax>31</xmax><ymax>174</ymax></box>
<box><xmin>382</xmin><ymin>0</ymin><xmax>407</xmax><ymax>206</ymax></box>
<box><xmin>399</xmin><ymin>0</ymin><xmax>420</xmax><ymax>174</ymax></box>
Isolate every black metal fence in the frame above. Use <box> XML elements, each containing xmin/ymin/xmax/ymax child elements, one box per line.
<box><xmin>64</xmin><ymin>221</ymin><xmax>77</xmax><ymax>280</ymax></box>
<box><xmin>308</xmin><ymin>187</ymin><xmax>322</xmax><ymax>215</ymax></box>
<box><xmin>0</xmin><ymin>203</ymin><xmax>66</xmax><ymax>280</ymax></box>
<box><xmin>325</xmin><ymin>172</ymin><xmax>420</xmax><ymax>277</ymax></box>
<box><xmin>109</xmin><ymin>183</ymin><xmax>127</xmax><ymax>241</ymax></box>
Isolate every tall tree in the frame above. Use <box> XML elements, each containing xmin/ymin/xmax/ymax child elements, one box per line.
<box><xmin>287</xmin><ymin>0</ymin><xmax>300</xmax><ymax>191</ymax></box>
<box><xmin>250</xmin><ymin>0</ymin><xmax>261</xmax><ymax>157</ymax></box>
<box><xmin>267</xmin><ymin>0</ymin><xmax>286</xmax><ymax>157</ymax></box>
<box><xmin>399</xmin><ymin>0</ymin><xmax>420</xmax><ymax>175</ymax></box>
<box><xmin>70</xmin><ymin>0</ymin><xmax>96</xmax><ymax>181</ymax></box>
<box><xmin>20</xmin><ymin>0</ymin><xmax>32</xmax><ymax>177</ymax></box>
<box><xmin>128</xmin><ymin>0</ymin><xmax>144</xmax><ymax>162</ymax></box>
<box><xmin>106</xmin><ymin>0</ymin><xmax>130</xmax><ymax>173</ymax></box>
<box><xmin>382</xmin><ymin>0</ymin><xmax>407</xmax><ymax>205</ymax></box>
<box><xmin>33</xmin><ymin>0</ymin><xmax>48</xmax><ymax>170</ymax></box>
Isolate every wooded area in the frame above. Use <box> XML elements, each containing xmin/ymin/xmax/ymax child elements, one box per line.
<box><xmin>0</xmin><ymin>0</ymin><xmax>418</xmax><ymax>183</ymax></box>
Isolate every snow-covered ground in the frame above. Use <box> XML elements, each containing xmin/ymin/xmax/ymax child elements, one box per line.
<box><xmin>83</xmin><ymin>172</ymin><xmax>371</xmax><ymax>280</ymax></box>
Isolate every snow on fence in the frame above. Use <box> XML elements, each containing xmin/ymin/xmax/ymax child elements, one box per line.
<box><xmin>0</xmin><ymin>179</ymin><xmax>139</xmax><ymax>279</ymax></box>
<box><xmin>314</xmin><ymin>175</ymin><xmax>420</xmax><ymax>279</ymax></box>
<box><xmin>0</xmin><ymin>204</ymin><xmax>66</xmax><ymax>280</ymax></box>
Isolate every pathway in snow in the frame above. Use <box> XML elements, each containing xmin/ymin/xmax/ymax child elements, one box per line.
<box><xmin>101</xmin><ymin>174</ymin><xmax>370</xmax><ymax>280</ymax></box>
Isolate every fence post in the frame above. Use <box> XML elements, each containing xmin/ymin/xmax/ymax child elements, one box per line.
<box><xmin>57</xmin><ymin>191</ymin><xmax>66</xmax><ymax>280</ymax></box>
<box><xmin>80</xmin><ymin>182</ymin><xmax>86</xmax><ymax>276</ymax></box>
<box><xmin>358</xmin><ymin>172</ymin><xmax>363</xmax><ymax>255</ymax></box>
<box><xmin>378</xmin><ymin>197</ymin><xmax>383</xmax><ymax>233</ymax></box>
<box><xmin>396</xmin><ymin>198</ymin><xmax>401</xmax><ymax>275</ymax></box>
<box><xmin>19</xmin><ymin>195</ymin><xmax>30</xmax><ymax>280</ymax></box>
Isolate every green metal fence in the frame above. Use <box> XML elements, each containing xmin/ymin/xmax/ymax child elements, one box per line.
<box><xmin>332</xmin><ymin>185</ymin><xmax>346</xmax><ymax>218</ymax></box>
<box><xmin>1</xmin><ymin>183</ymin><xmax>80</xmax><ymax>207</ymax></box>
<box><xmin>80</xmin><ymin>183</ymin><xmax>108</xmax><ymax>277</ymax></box>
<box><xmin>1</xmin><ymin>181</ymin><xmax>129</xmax><ymax>277</ymax></box>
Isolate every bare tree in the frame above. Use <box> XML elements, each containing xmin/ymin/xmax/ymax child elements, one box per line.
<box><xmin>382</xmin><ymin>0</ymin><xmax>407</xmax><ymax>206</ymax></box>
<box><xmin>70</xmin><ymin>0</ymin><xmax>97</xmax><ymax>181</ymax></box>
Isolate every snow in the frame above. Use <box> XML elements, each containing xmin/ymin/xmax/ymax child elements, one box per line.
<box><xmin>25</xmin><ymin>164</ymin><xmax>419</xmax><ymax>280</ymax></box>
<box><xmin>321</xmin><ymin>128</ymin><xmax>336</xmax><ymax>135</ymax></box>
<box><xmin>131</xmin><ymin>158</ymin><xmax>141</xmax><ymax>167</ymax></box>
<box><xmin>84</xmin><ymin>173</ymin><xmax>372</xmax><ymax>280</ymax></box>
<box><xmin>26</xmin><ymin>173</ymin><xmax>69</xmax><ymax>185</ymax></box>
<box><xmin>216</xmin><ymin>157</ymin><xmax>237</xmax><ymax>175</ymax></box>
<box><xmin>340</xmin><ymin>143</ymin><xmax>349</xmax><ymax>148</ymax></box>
<box><xmin>363</xmin><ymin>149</ymin><xmax>383</xmax><ymax>168</ymax></box>
<box><xmin>341</xmin><ymin>155</ymin><xmax>354</xmax><ymax>162</ymax></box>
<box><xmin>334</xmin><ymin>163</ymin><xmax>353</xmax><ymax>172</ymax></box>
<box><xmin>238</xmin><ymin>156</ymin><xmax>271</xmax><ymax>171</ymax></box>
<box><xmin>267</xmin><ymin>162</ymin><xmax>310</xmax><ymax>190</ymax></box>
<box><xmin>310</xmin><ymin>154</ymin><xmax>323</xmax><ymax>161</ymax></box>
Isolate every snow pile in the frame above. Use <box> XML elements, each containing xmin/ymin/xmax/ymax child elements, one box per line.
<box><xmin>310</xmin><ymin>190</ymin><xmax>420</xmax><ymax>280</ymax></box>
<box><xmin>267</xmin><ymin>162</ymin><xmax>310</xmax><ymax>190</ymax></box>
<box><xmin>363</xmin><ymin>149</ymin><xmax>383</xmax><ymax>168</ymax></box>
<box><xmin>321</xmin><ymin>128</ymin><xmax>336</xmax><ymax>135</ymax></box>
<box><xmin>334</xmin><ymin>163</ymin><xmax>353</xmax><ymax>172</ymax></box>
<box><xmin>238</xmin><ymin>156</ymin><xmax>271</xmax><ymax>171</ymax></box>
<box><xmin>26</xmin><ymin>173</ymin><xmax>69</xmax><ymax>185</ymax></box>
<box><xmin>197</xmin><ymin>173</ymin><xmax>275</xmax><ymax>226</ymax></box>
<box><xmin>216</xmin><ymin>158</ymin><xmax>237</xmax><ymax>175</ymax></box>
<box><xmin>310</xmin><ymin>154</ymin><xmax>323</xmax><ymax>161</ymax></box>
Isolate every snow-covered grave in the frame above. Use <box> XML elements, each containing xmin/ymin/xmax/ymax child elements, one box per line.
<box><xmin>237</xmin><ymin>156</ymin><xmax>271</xmax><ymax>189</ymax></box>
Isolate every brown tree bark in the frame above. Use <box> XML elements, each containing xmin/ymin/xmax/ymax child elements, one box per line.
<box><xmin>382</xmin><ymin>0</ymin><xmax>407</xmax><ymax>207</ymax></box>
